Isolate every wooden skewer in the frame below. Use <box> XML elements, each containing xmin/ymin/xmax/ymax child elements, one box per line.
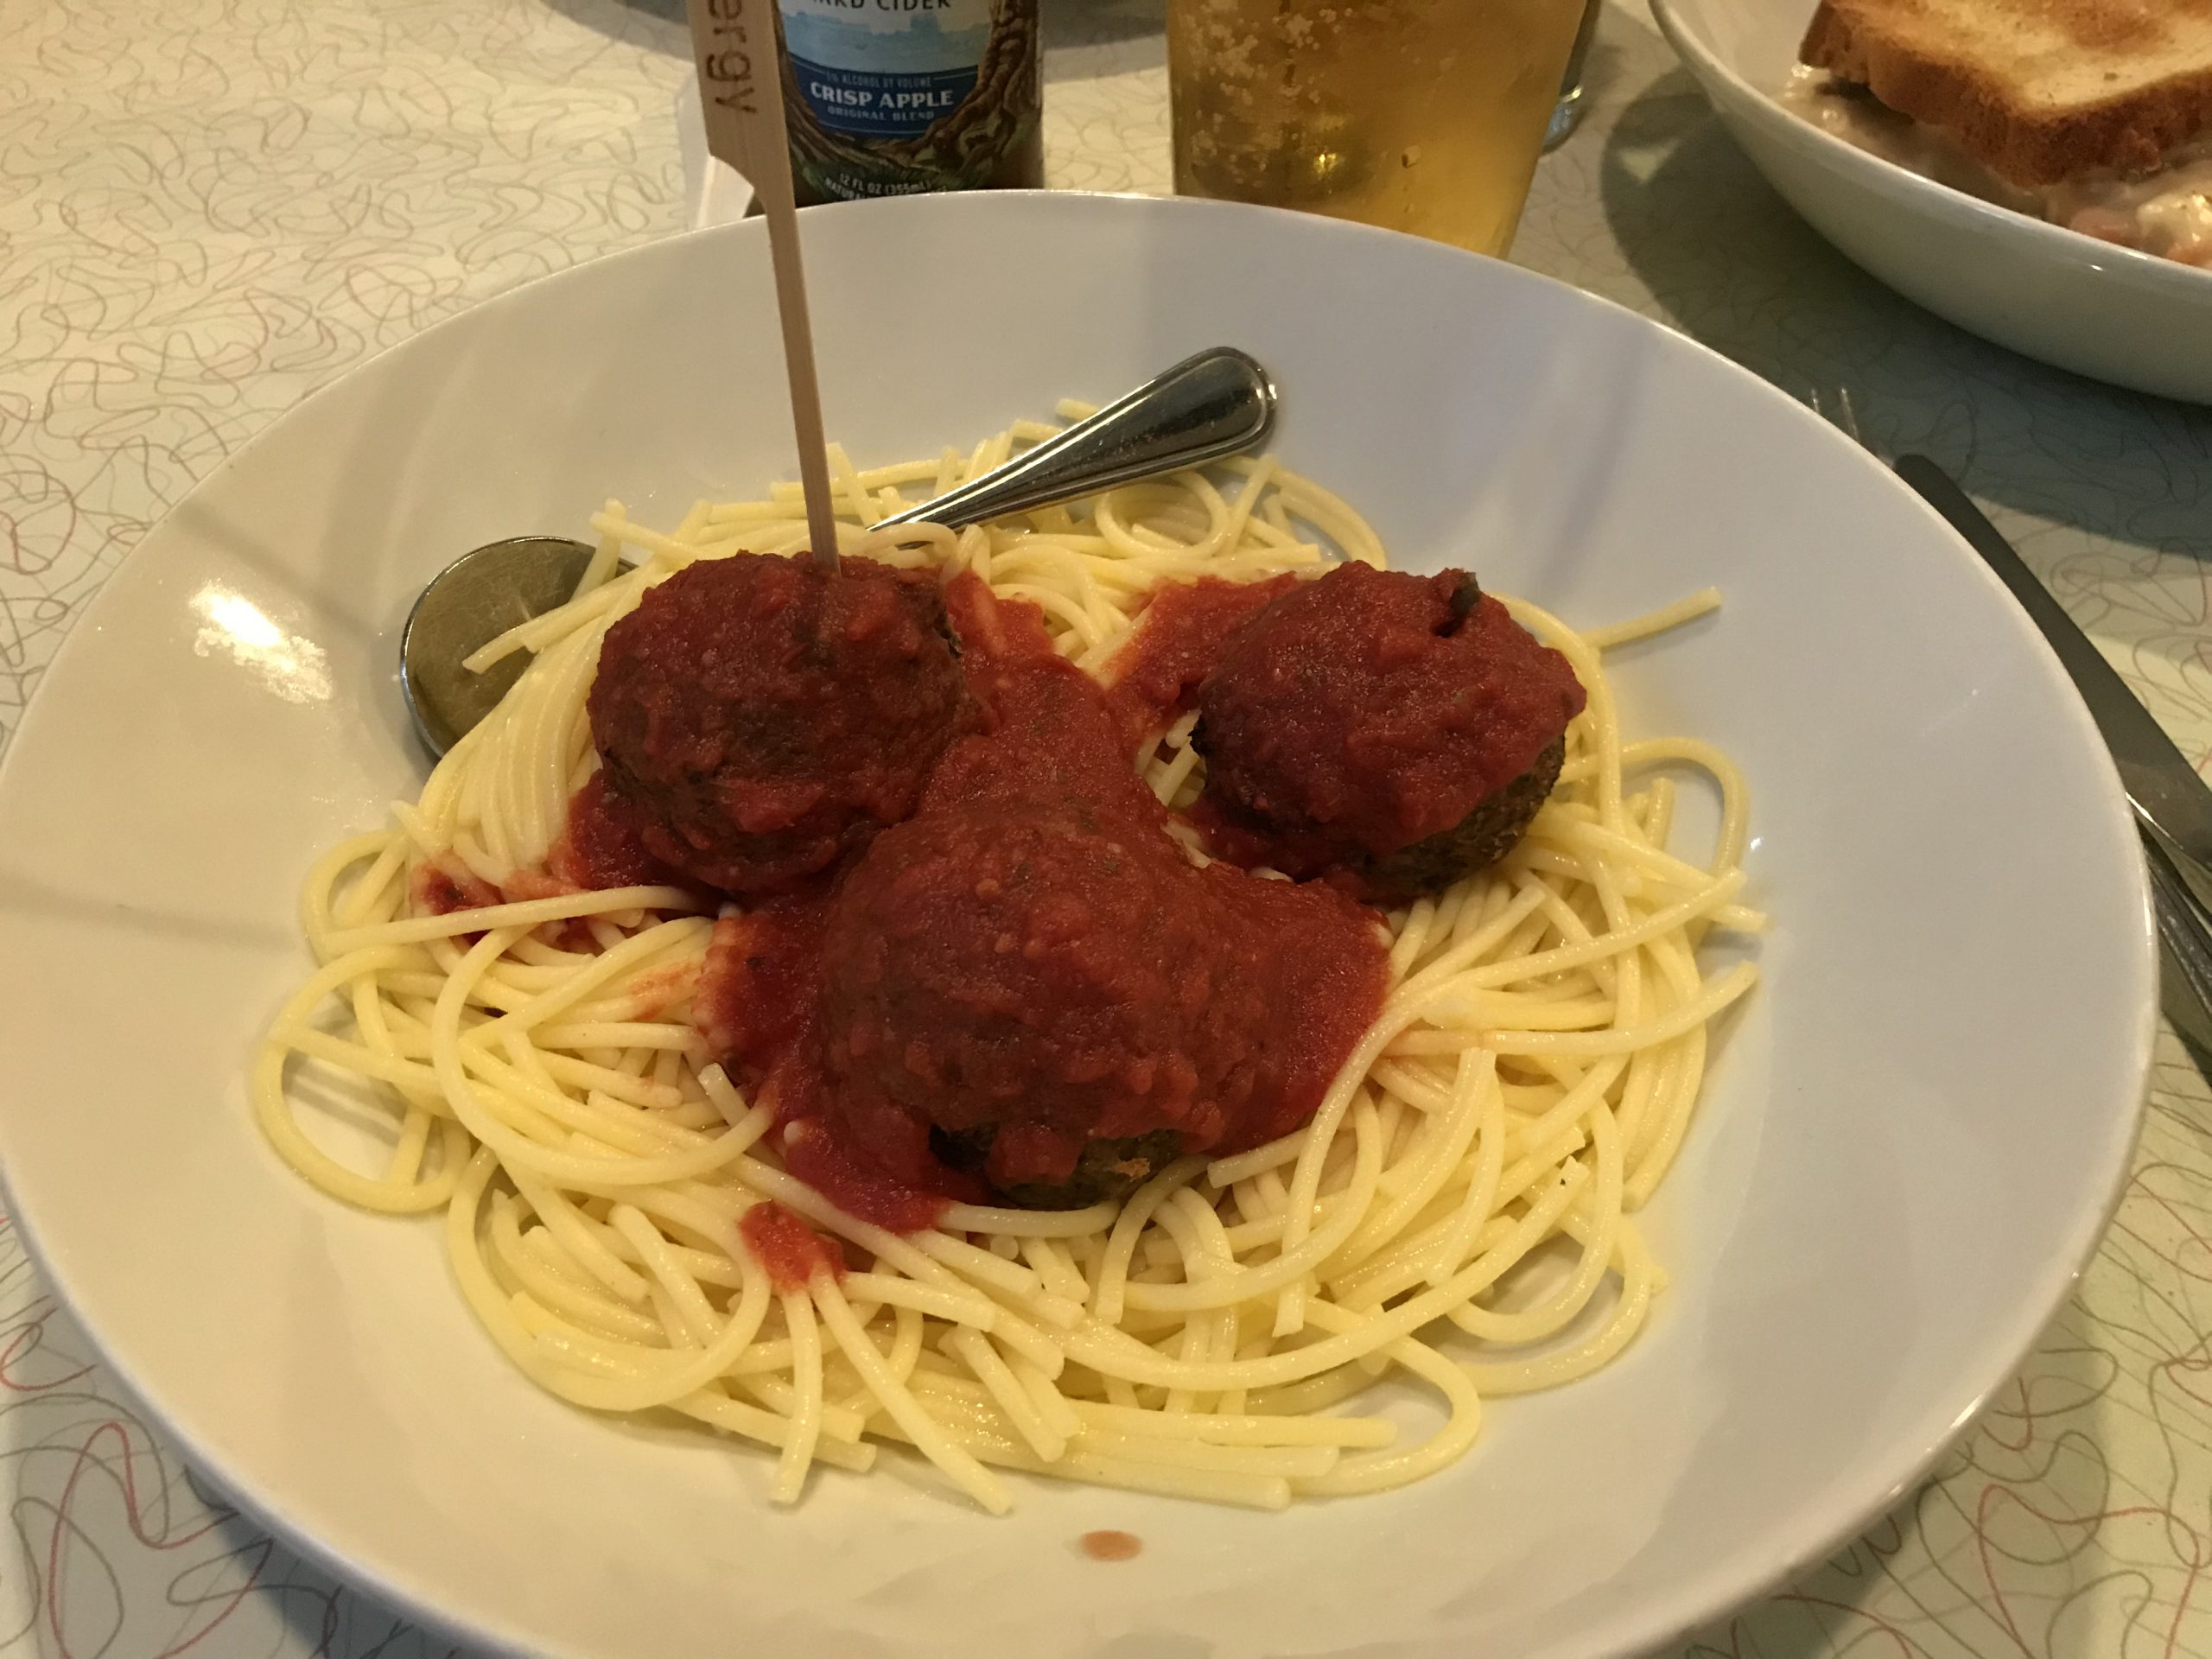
<box><xmin>684</xmin><ymin>0</ymin><xmax>842</xmax><ymax>571</ymax></box>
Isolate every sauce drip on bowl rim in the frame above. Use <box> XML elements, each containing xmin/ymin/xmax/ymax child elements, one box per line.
<box><xmin>1079</xmin><ymin>1529</ymin><xmax>1144</xmax><ymax>1561</ymax></box>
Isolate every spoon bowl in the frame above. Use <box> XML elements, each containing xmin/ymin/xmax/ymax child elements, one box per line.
<box><xmin>400</xmin><ymin>535</ymin><xmax>596</xmax><ymax>757</ymax></box>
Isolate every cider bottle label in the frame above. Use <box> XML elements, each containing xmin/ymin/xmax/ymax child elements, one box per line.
<box><xmin>776</xmin><ymin>0</ymin><xmax>1042</xmax><ymax>202</ymax></box>
<box><xmin>783</xmin><ymin>0</ymin><xmax>991</xmax><ymax>139</ymax></box>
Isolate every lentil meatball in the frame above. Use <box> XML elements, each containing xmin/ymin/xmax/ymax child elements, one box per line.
<box><xmin>587</xmin><ymin>553</ymin><xmax>966</xmax><ymax>895</ymax></box>
<box><xmin>817</xmin><ymin>795</ymin><xmax>1385</xmax><ymax>1207</ymax></box>
<box><xmin>1192</xmin><ymin>564</ymin><xmax>1586</xmax><ymax>904</ymax></box>
<box><xmin>931</xmin><ymin>1125</ymin><xmax>1186</xmax><ymax>1210</ymax></box>
<box><xmin>817</xmin><ymin>801</ymin><xmax>1274</xmax><ymax>1205</ymax></box>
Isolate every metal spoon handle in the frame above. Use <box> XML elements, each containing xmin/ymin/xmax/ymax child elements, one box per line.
<box><xmin>877</xmin><ymin>346</ymin><xmax>1277</xmax><ymax>532</ymax></box>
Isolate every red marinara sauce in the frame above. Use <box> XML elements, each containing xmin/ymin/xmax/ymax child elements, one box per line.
<box><xmin>411</xmin><ymin>857</ymin><xmax>500</xmax><ymax>917</ymax></box>
<box><xmin>485</xmin><ymin>776</ymin><xmax>696</xmax><ymax>947</ymax></box>
<box><xmin>1099</xmin><ymin>575</ymin><xmax>1297</xmax><ymax>747</ymax></box>
<box><xmin>415</xmin><ymin>777</ymin><xmax>677</xmax><ymax>916</ymax></box>
<box><xmin>738</xmin><ymin>1200</ymin><xmax>845</xmax><ymax>1293</ymax></box>
<box><xmin>813</xmin><ymin>575</ymin><xmax>1386</xmax><ymax>1199</ymax></box>
<box><xmin>548</xmin><ymin>772</ymin><xmax>681</xmax><ymax>892</ymax></box>
<box><xmin>692</xmin><ymin>567</ymin><xmax>1389</xmax><ymax>1225</ymax></box>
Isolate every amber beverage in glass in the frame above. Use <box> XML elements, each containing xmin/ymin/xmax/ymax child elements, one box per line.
<box><xmin>1168</xmin><ymin>0</ymin><xmax>1586</xmax><ymax>256</ymax></box>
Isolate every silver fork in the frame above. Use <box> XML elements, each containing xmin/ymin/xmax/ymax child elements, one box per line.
<box><xmin>1811</xmin><ymin>386</ymin><xmax>2212</xmax><ymax>1060</ymax></box>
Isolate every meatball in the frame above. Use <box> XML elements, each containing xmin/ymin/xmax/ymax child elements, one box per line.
<box><xmin>587</xmin><ymin>553</ymin><xmax>966</xmax><ymax>895</ymax></box>
<box><xmin>817</xmin><ymin>802</ymin><xmax>1281</xmax><ymax>1207</ymax></box>
<box><xmin>931</xmin><ymin>1125</ymin><xmax>1186</xmax><ymax>1211</ymax></box>
<box><xmin>1350</xmin><ymin>734</ymin><xmax>1568</xmax><ymax>898</ymax></box>
<box><xmin>1192</xmin><ymin>563</ymin><xmax>1586</xmax><ymax>904</ymax></box>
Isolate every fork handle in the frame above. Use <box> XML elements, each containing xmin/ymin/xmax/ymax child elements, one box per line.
<box><xmin>2145</xmin><ymin>828</ymin><xmax>2212</xmax><ymax>1057</ymax></box>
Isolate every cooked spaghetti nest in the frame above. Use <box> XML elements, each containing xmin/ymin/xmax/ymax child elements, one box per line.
<box><xmin>255</xmin><ymin>402</ymin><xmax>1765</xmax><ymax>1512</ymax></box>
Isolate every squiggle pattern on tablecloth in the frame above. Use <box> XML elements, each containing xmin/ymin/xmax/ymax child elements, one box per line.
<box><xmin>8</xmin><ymin>0</ymin><xmax>2212</xmax><ymax>1653</ymax></box>
<box><xmin>1681</xmin><ymin>1037</ymin><xmax>2212</xmax><ymax>1657</ymax></box>
<box><xmin>0</xmin><ymin>1223</ymin><xmax>468</xmax><ymax>1658</ymax></box>
<box><xmin>0</xmin><ymin>0</ymin><xmax>690</xmax><ymax>757</ymax></box>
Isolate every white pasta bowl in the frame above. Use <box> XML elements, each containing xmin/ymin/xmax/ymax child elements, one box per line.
<box><xmin>0</xmin><ymin>192</ymin><xmax>2154</xmax><ymax>1659</ymax></box>
<box><xmin>1651</xmin><ymin>0</ymin><xmax>2212</xmax><ymax>404</ymax></box>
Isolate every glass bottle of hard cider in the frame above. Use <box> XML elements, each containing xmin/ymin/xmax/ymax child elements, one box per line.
<box><xmin>776</xmin><ymin>0</ymin><xmax>1044</xmax><ymax>204</ymax></box>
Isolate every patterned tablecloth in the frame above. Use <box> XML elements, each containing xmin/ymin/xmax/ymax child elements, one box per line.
<box><xmin>5</xmin><ymin>0</ymin><xmax>2212</xmax><ymax>1652</ymax></box>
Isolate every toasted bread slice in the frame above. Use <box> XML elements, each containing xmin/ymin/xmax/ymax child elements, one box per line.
<box><xmin>1800</xmin><ymin>0</ymin><xmax>2212</xmax><ymax>185</ymax></box>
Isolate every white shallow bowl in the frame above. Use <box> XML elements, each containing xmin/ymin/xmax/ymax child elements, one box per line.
<box><xmin>0</xmin><ymin>192</ymin><xmax>2155</xmax><ymax>1659</ymax></box>
<box><xmin>1651</xmin><ymin>0</ymin><xmax>2212</xmax><ymax>404</ymax></box>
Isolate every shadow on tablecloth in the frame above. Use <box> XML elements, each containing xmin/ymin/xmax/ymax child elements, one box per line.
<box><xmin>541</xmin><ymin>0</ymin><xmax>690</xmax><ymax>49</ymax></box>
<box><xmin>1588</xmin><ymin>67</ymin><xmax>2212</xmax><ymax>563</ymax></box>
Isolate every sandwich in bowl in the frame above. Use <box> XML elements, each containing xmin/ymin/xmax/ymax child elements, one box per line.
<box><xmin>1781</xmin><ymin>0</ymin><xmax>2212</xmax><ymax>267</ymax></box>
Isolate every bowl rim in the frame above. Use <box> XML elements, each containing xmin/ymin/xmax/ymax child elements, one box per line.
<box><xmin>1648</xmin><ymin>0</ymin><xmax>2212</xmax><ymax>302</ymax></box>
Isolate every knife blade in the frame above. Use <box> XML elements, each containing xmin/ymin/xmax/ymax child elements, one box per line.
<box><xmin>1893</xmin><ymin>454</ymin><xmax>2212</xmax><ymax>912</ymax></box>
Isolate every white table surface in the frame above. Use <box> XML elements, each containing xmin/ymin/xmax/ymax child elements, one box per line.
<box><xmin>6</xmin><ymin>0</ymin><xmax>2212</xmax><ymax>1652</ymax></box>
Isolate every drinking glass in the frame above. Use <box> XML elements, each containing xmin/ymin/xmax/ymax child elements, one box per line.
<box><xmin>1168</xmin><ymin>0</ymin><xmax>1589</xmax><ymax>256</ymax></box>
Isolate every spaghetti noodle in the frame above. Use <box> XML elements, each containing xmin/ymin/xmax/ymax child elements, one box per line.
<box><xmin>254</xmin><ymin>405</ymin><xmax>1764</xmax><ymax>1512</ymax></box>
